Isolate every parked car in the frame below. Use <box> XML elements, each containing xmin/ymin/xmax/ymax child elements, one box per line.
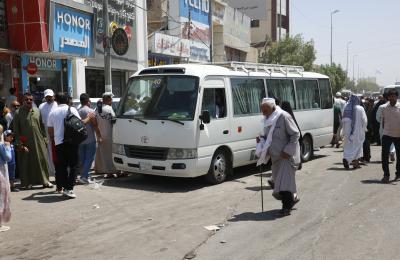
<box><xmin>72</xmin><ymin>97</ymin><xmax>120</xmax><ymax>112</ymax></box>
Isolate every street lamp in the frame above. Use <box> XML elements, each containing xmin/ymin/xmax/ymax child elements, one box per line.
<box><xmin>330</xmin><ymin>9</ymin><xmax>340</xmax><ymax>65</ymax></box>
<box><xmin>353</xmin><ymin>54</ymin><xmax>358</xmax><ymax>84</ymax></box>
<box><xmin>346</xmin><ymin>41</ymin><xmax>352</xmax><ymax>78</ymax></box>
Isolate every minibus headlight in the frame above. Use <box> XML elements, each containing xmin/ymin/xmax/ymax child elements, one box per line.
<box><xmin>167</xmin><ymin>148</ymin><xmax>197</xmax><ymax>159</ymax></box>
<box><xmin>112</xmin><ymin>143</ymin><xmax>126</xmax><ymax>155</ymax></box>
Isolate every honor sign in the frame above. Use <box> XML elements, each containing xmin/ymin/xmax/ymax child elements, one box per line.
<box><xmin>50</xmin><ymin>3</ymin><xmax>95</xmax><ymax>57</ymax></box>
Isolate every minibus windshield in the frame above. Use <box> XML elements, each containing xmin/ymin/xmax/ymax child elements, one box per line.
<box><xmin>117</xmin><ymin>75</ymin><xmax>199</xmax><ymax>121</ymax></box>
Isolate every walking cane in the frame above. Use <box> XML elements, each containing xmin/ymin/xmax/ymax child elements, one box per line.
<box><xmin>260</xmin><ymin>165</ymin><xmax>264</xmax><ymax>212</ymax></box>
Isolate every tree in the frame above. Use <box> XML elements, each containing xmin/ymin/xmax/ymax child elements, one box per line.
<box><xmin>353</xmin><ymin>79</ymin><xmax>380</xmax><ymax>93</ymax></box>
<box><xmin>317</xmin><ymin>63</ymin><xmax>347</xmax><ymax>94</ymax></box>
<box><xmin>259</xmin><ymin>34</ymin><xmax>316</xmax><ymax>71</ymax></box>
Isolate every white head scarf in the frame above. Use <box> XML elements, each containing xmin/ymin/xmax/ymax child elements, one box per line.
<box><xmin>256</xmin><ymin>98</ymin><xmax>282</xmax><ymax>166</ymax></box>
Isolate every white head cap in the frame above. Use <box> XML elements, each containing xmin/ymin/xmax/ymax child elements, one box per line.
<box><xmin>335</xmin><ymin>92</ymin><xmax>342</xmax><ymax>97</ymax></box>
<box><xmin>44</xmin><ymin>89</ymin><xmax>54</xmax><ymax>97</ymax></box>
<box><xmin>102</xmin><ymin>92</ymin><xmax>114</xmax><ymax>98</ymax></box>
<box><xmin>261</xmin><ymin>97</ymin><xmax>276</xmax><ymax>107</ymax></box>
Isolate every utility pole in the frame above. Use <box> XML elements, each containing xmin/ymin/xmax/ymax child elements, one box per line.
<box><xmin>103</xmin><ymin>0</ymin><xmax>112</xmax><ymax>93</ymax></box>
<box><xmin>330</xmin><ymin>9</ymin><xmax>339</xmax><ymax>65</ymax></box>
<box><xmin>346</xmin><ymin>41</ymin><xmax>352</xmax><ymax>78</ymax></box>
<box><xmin>353</xmin><ymin>54</ymin><xmax>357</xmax><ymax>84</ymax></box>
<box><xmin>278</xmin><ymin>0</ymin><xmax>282</xmax><ymax>41</ymax></box>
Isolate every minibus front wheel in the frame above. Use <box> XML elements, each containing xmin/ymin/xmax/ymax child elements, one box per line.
<box><xmin>205</xmin><ymin>149</ymin><xmax>231</xmax><ymax>184</ymax></box>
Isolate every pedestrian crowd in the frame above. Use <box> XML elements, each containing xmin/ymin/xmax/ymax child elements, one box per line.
<box><xmin>0</xmin><ymin>88</ymin><xmax>121</xmax><ymax>231</ymax></box>
<box><xmin>256</xmin><ymin>89</ymin><xmax>400</xmax><ymax>217</ymax></box>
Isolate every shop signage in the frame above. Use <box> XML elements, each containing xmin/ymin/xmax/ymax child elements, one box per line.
<box><xmin>180</xmin><ymin>0</ymin><xmax>210</xmax><ymax>25</ymax></box>
<box><xmin>111</xmin><ymin>28</ymin><xmax>129</xmax><ymax>56</ymax></box>
<box><xmin>83</xmin><ymin>0</ymin><xmax>138</xmax><ymax>71</ymax></box>
<box><xmin>189</xmin><ymin>40</ymin><xmax>210</xmax><ymax>62</ymax></box>
<box><xmin>28</xmin><ymin>57</ymin><xmax>61</xmax><ymax>71</ymax></box>
<box><xmin>151</xmin><ymin>33</ymin><xmax>190</xmax><ymax>58</ymax></box>
<box><xmin>26</xmin><ymin>63</ymin><xmax>38</xmax><ymax>75</ymax></box>
<box><xmin>50</xmin><ymin>3</ymin><xmax>95</xmax><ymax>57</ymax></box>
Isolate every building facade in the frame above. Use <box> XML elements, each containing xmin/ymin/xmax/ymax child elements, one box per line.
<box><xmin>147</xmin><ymin>0</ymin><xmax>257</xmax><ymax>65</ymax></box>
<box><xmin>225</xmin><ymin>0</ymin><xmax>290</xmax><ymax>48</ymax></box>
<box><xmin>5</xmin><ymin>0</ymin><xmax>147</xmax><ymax>103</ymax></box>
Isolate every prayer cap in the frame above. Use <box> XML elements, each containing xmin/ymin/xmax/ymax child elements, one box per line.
<box><xmin>262</xmin><ymin>97</ymin><xmax>276</xmax><ymax>106</ymax></box>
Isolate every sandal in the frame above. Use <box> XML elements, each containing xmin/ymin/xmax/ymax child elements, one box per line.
<box><xmin>343</xmin><ymin>159</ymin><xmax>349</xmax><ymax>169</ymax></box>
<box><xmin>43</xmin><ymin>182</ymin><xmax>54</xmax><ymax>188</ymax></box>
<box><xmin>0</xmin><ymin>225</ymin><xmax>10</xmax><ymax>232</ymax></box>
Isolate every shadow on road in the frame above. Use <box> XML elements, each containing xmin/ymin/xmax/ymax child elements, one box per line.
<box><xmin>246</xmin><ymin>186</ymin><xmax>272</xmax><ymax>191</ymax></box>
<box><xmin>22</xmin><ymin>191</ymin><xmax>68</xmax><ymax>203</ymax></box>
<box><xmin>327</xmin><ymin>167</ymin><xmax>351</xmax><ymax>171</ymax></box>
<box><xmin>361</xmin><ymin>179</ymin><xmax>397</xmax><ymax>185</ymax></box>
<box><xmin>101</xmin><ymin>164</ymin><xmax>262</xmax><ymax>193</ymax></box>
<box><xmin>308</xmin><ymin>154</ymin><xmax>328</xmax><ymax>161</ymax></box>
<box><xmin>228</xmin><ymin>209</ymin><xmax>284</xmax><ymax>222</ymax></box>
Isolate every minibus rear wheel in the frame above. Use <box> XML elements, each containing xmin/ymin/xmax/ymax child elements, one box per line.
<box><xmin>301</xmin><ymin>135</ymin><xmax>313</xmax><ymax>162</ymax></box>
<box><xmin>205</xmin><ymin>149</ymin><xmax>231</xmax><ymax>184</ymax></box>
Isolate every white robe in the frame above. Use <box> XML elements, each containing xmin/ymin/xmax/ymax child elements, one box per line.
<box><xmin>39</xmin><ymin>101</ymin><xmax>58</xmax><ymax>175</ymax></box>
<box><xmin>95</xmin><ymin>105</ymin><xmax>117</xmax><ymax>174</ymax></box>
<box><xmin>342</xmin><ymin>105</ymin><xmax>367</xmax><ymax>161</ymax></box>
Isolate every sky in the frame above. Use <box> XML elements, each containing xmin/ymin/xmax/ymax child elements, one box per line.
<box><xmin>290</xmin><ymin>0</ymin><xmax>400</xmax><ymax>86</ymax></box>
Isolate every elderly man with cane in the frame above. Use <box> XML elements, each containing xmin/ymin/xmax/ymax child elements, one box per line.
<box><xmin>256</xmin><ymin>98</ymin><xmax>301</xmax><ymax>216</ymax></box>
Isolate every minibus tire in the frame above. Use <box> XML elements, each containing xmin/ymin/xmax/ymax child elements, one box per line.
<box><xmin>205</xmin><ymin>150</ymin><xmax>229</xmax><ymax>184</ymax></box>
<box><xmin>301</xmin><ymin>135</ymin><xmax>313</xmax><ymax>162</ymax></box>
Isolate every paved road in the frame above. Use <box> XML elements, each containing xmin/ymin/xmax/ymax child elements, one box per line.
<box><xmin>1</xmin><ymin>145</ymin><xmax>398</xmax><ymax>260</ymax></box>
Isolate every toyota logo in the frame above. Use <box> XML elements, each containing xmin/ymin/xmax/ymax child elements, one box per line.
<box><xmin>141</xmin><ymin>136</ymin><xmax>149</xmax><ymax>143</ymax></box>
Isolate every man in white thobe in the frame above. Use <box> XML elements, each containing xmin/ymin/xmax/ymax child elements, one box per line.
<box><xmin>256</xmin><ymin>98</ymin><xmax>301</xmax><ymax>216</ymax></box>
<box><xmin>39</xmin><ymin>89</ymin><xmax>58</xmax><ymax>175</ymax></box>
<box><xmin>342</xmin><ymin>95</ymin><xmax>367</xmax><ymax>169</ymax></box>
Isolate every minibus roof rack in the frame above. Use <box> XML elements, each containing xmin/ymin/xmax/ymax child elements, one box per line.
<box><xmin>207</xmin><ymin>62</ymin><xmax>304</xmax><ymax>75</ymax></box>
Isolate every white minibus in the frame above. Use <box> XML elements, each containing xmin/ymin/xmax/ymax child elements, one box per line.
<box><xmin>112</xmin><ymin>62</ymin><xmax>333</xmax><ymax>184</ymax></box>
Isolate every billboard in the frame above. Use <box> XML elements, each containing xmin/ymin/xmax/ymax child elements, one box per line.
<box><xmin>50</xmin><ymin>2</ymin><xmax>95</xmax><ymax>57</ymax></box>
<box><xmin>179</xmin><ymin>0</ymin><xmax>210</xmax><ymax>25</ymax></box>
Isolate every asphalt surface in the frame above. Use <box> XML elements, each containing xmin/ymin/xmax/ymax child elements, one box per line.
<box><xmin>1</xmin><ymin>145</ymin><xmax>399</xmax><ymax>260</ymax></box>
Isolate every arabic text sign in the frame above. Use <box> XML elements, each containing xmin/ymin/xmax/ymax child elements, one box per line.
<box><xmin>151</xmin><ymin>33</ymin><xmax>190</xmax><ymax>58</ymax></box>
<box><xmin>51</xmin><ymin>3</ymin><xmax>94</xmax><ymax>57</ymax></box>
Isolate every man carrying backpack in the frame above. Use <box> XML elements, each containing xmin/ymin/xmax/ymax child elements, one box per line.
<box><xmin>47</xmin><ymin>93</ymin><xmax>93</xmax><ymax>198</ymax></box>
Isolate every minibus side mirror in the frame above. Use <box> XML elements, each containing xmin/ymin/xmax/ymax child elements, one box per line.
<box><xmin>199</xmin><ymin>110</ymin><xmax>211</xmax><ymax>130</ymax></box>
<box><xmin>200</xmin><ymin>110</ymin><xmax>211</xmax><ymax>124</ymax></box>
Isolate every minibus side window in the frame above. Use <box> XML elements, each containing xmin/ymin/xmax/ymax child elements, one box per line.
<box><xmin>319</xmin><ymin>79</ymin><xmax>333</xmax><ymax>109</ymax></box>
<box><xmin>201</xmin><ymin>88</ymin><xmax>227</xmax><ymax>119</ymax></box>
<box><xmin>295</xmin><ymin>79</ymin><xmax>320</xmax><ymax>110</ymax></box>
<box><xmin>266</xmin><ymin>79</ymin><xmax>296</xmax><ymax>109</ymax></box>
<box><xmin>231</xmin><ymin>78</ymin><xmax>265</xmax><ymax>116</ymax></box>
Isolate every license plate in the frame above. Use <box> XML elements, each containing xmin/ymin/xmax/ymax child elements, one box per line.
<box><xmin>139</xmin><ymin>162</ymin><xmax>151</xmax><ymax>171</ymax></box>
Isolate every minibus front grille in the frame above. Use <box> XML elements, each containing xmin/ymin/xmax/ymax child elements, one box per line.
<box><xmin>124</xmin><ymin>145</ymin><xmax>168</xmax><ymax>160</ymax></box>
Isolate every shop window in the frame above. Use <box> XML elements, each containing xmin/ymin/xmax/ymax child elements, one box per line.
<box><xmin>251</xmin><ymin>19</ymin><xmax>260</xmax><ymax>28</ymax></box>
<box><xmin>85</xmin><ymin>69</ymin><xmax>126</xmax><ymax>98</ymax></box>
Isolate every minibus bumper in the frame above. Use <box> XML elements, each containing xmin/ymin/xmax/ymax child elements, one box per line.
<box><xmin>112</xmin><ymin>154</ymin><xmax>211</xmax><ymax>178</ymax></box>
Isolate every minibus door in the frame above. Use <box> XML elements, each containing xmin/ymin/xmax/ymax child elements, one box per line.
<box><xmin>199</xmin><ymin>78</ymin><xmax>231</xmax><ymax>150</ymax></box>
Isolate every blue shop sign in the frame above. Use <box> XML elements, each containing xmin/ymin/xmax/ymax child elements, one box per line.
<box><xmin>50</xmin><ymin>3</ymin><xmax>95</xmax><ymax>57</ymax></box>
<box><xmin>180</xmin><ymin>0</ymin><xmax>210</xmax><ymax>26</ymax></box>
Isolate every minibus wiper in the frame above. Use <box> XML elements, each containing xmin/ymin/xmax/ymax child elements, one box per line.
<box><xmin>158</xmin><ymin>117</ymin><xmax>184</xmax><ymax>125</ymax></box>
<box><xmin>131</xmin><ymin>117</ymin><xmax>148</xmax><ymax>124</ymax></box>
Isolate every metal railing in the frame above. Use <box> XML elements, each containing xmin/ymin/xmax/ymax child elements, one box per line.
<box><xmin>204</xmin><ymin>62</ymin><xmax>304</xmax><ymax>75</ymax></box>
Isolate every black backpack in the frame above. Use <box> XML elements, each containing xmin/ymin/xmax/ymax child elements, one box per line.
<box><xmin>64</xmin><ymin>107</ymin><xmax>88</xmax><ymax>145</ymax></box>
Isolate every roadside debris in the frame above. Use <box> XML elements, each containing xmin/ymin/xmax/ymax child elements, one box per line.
<box><xmin>203</xmin><ymin>225</ymin><xmax>220</xmax><ymax>231</ymax></box>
